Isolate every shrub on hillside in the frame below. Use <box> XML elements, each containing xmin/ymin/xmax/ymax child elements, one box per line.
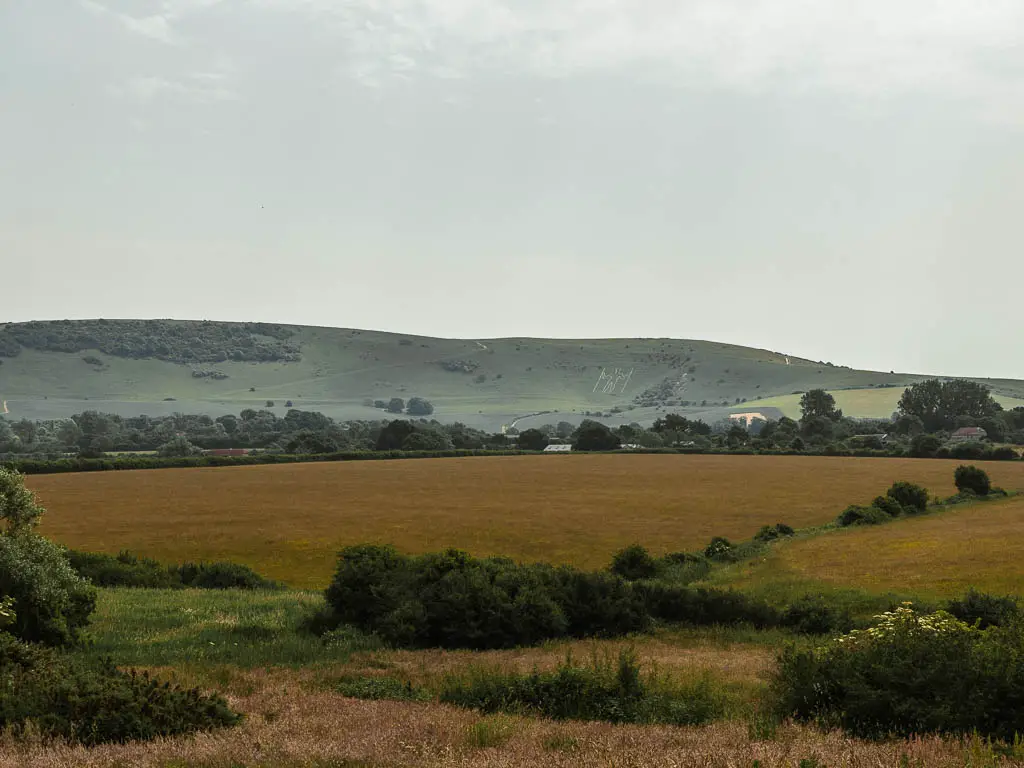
<box><xmin>950</xmin><ymin>441</ymin><xmax>987</xmax><ymax>461</ymax></box>
<box><xmin>886</xmin><ymin>481</ymin><xmax>929</xmax><ymax>513</ymax></box>
<box><xmin>946</xmin><ymin>589</ymin><xmax>1019</xmax><ymax>629</ymax></box>
<box><xmin>836</xmin><ymin>504</ymin><xmax>890</xmax><ymax>527</ymax></box>
<box><xmin>634</xmin><ymin>582</ymin><xmax>780</xmax><ymax>629</ymax></box>
<box><xmin>703</xmin><ymin>537</ymin><xmax>734</xmax><ymax>560</ymax></box>
<box><xmin>954</xmin><ymin>465</ymin><xmax>991</xmax><ymax>497</ymax></box>
<box><xmin>754</xmin><ymin>523</ymin><xmax>795</xmax><ymax>542</ymax></box>
<box><xmin>178</xmin><ymin>560</ymin><xmax>282</xmax><ymax>590</ymax></box>
<box><xmin>770</xmin><ymin>604</ymin><xmax>1024</xmax><ymax>740</ymax></box>
<box><xmin>0</xmin><ymin>632</ymin><xmax>240</xmax><ymax>744</ymax></box>
<box><xmin>610</xmin><ymin>545</ymin><xmax>660</xmax><ymax>581</ymax></box>
<box><xmin>871</xmin><ymin>495</ymin><xmax>904</xmax><ymax>517</ymax></box>
<box><xmin>987</xmin><ymin>446</ymin><xmax>1019</xmax><ymax>461</ymax></box>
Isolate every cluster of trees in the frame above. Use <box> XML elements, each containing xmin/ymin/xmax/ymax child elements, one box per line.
<box><xmin>0</xmin><ymin>319</ymin><xmax>299</xmax><ymax>363</ymax></box>
<box><xmin>368</xmin><ymin>396</ymin><xmax>435</xmax><ymax>416</ymax></box>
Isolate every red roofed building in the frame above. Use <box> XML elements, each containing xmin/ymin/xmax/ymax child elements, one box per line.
<box><xmin>950</xmin><ymin>427</ymin><xmax>988</xmax><ymax>443</ymax></box>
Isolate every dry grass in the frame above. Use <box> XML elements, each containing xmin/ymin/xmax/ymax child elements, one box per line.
<box><xmin>1</xmin><ymin>668</ymin><xmax>1019</xmax><ymax>767</ymax></box>
<box><xmin>749</xmin><ymin>495</ymin><xmax>1024</xmax><ymax>598</ymax></box>
<box><xmin>31</xmin><ymin>455</ymin><xmax>1024</xmax><ymax>587</ymax></box>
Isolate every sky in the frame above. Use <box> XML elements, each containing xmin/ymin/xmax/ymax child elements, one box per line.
<box><xmin>2</xmin><ymin>1</ymin><xmax>1023</xmax><ymax>379</ymax></box>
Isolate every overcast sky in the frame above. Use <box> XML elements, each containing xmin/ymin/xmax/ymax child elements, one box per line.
<box><xmin>2</xmin><ymin>1</ymin><xmax>1022</xmax><ymax>378</ymax></box>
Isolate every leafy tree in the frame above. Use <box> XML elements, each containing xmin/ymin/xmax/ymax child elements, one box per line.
<box><xmin>157</xmin><ymin>437</ymin><xmax>203</xmax><ymax>458</ymax></box>
<box><xmin>285</xmin><ymin>430</ymin><xmax>340</xmax><ymax>455</ymax></box>
<box><xmin>0</xmin><ymin>469</ymin><xmax>96</xmax><ymax>645</ymax></box>
<box><xmin>800</xmin><ymin>415</ymin><xmax>835</xmax><ymax>441</ymax></box>
<box><xmin>800</xmin><ymin>389</ymin><xmax>842</xmax><ymax>422</ymax></box>
<box><xmin>898</xmin><ymin>379</ymin><xmax>1001</xmax><ymax>432</ymax></box>
<box><xmin>954</xmin><ymin>465</ymin><xmax>991</xmax><ymax>496</ymax></box>
<box><xmin>401</xmin><ymin>430</ymin><xmax>453</xmax><ymax>451</ymax></box>
<box><xmin>386</xmin><ymin>398</ymin><xmax>405</xmax><ymax>414</ymax></box>
<box><xmin>572</xmin><ymin>421</ymin><xmax>621</xmax><ymax>452</ymax></box>
<box><xmin>376</xmin><ymin>420</ymin><xmax>417</xmax><ymax>450</ymax></box>
<box><xmin>517</xmin><ymin>428</ymin><xmax>549</xmax><ymax>451</ymax></box>
<box><xmin>405</xmin><ymin>397</ymin><xmax>434</xmax><ymax>416</ymax></box>
<box><xmin>555</xmin><ymin>421</ymin><xmax>574</xmax><ymax>439</ymax></box>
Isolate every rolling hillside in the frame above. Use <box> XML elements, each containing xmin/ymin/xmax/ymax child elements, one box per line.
<box><xmin>1</xmin><ymin>319</ymin><xmax>1022</xmax><ymax>430</ymax></box>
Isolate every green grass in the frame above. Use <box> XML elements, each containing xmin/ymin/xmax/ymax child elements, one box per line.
<box><xmin>8</xmin><ymin>320</ymin><xmax>1011</xmax><ymax>429</ymax></box>
<box><xmin>81</xmin><ymin>588</ymin><xmax>379</xmax><ymax>668</ymax></box>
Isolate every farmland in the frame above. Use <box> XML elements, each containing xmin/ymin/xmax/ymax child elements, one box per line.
<box><xmin>32</xmin><ymin>454</ymin><xmax>1024</xmax><ymax>588</ymax></box>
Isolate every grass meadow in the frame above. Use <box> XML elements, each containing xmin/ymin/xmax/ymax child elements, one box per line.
<box><xmin>31</xmin><ymin>454</ymin><xmax>1024</xmax><ymax>588</ymax></box>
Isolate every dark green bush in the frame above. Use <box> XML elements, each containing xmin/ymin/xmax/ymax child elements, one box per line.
<box><xmin>988</xmin><ymin>446</ymin><xmax>1019</xmax><ymax>461</ymax></box>
<box><xmin>954</xmin><ymin>465</ymin><xmax>991</xmax><ymax>497</ymax></box>
<box><xmin>946</xmin><ymin>590</ymin><xmax>1019</xmax><ymax>629</ymax></box>
<box><xmin>703</xmin><ymin>536</ymin><xmax>734</xmax><ymax>559</ymax></box>
<box><xmin>324</xmin><ymin>546</ymin><xmax>648</xmax><ymax>649</ymax></box>
<box><xmin>177</xmin><ymin>561</ymin><xmax>281</xmax><ymax>590</ymax></box>
<box><xmin>754</xmin><ymin>523</ymin><xmax>795</xmax><ymax>542</ymax></box>
<box><xmin>771</xmin><ymin>605</ymin><xmax>1024</xmax><ymax>741</ymax></box>
<box><xmin>950</xmin><ymin>441</ymin><xmax>987</xmax><ymax>460</ymax></box>
<box><xmin>609</xmin><ymin>544</ymin><xmax>660</xmax><ymax>581</ymax></box>
<box><xmin>871</xmin><ymin>496</ymin><xmax>904</xmax><ymax>517</ymax></box>
<box><xmin>886</xmin><ymin>481</ymin><xmax>929</xmax><ymax>513</ymax></box>
<box><xmin>781</xmin><ymin>595</ymin><xmax>854</xmax><ymax>635</ymax></box>
<box><xmin>836</xmin><ymin>505</ymin><xmax>889</xmax><ymax>527</ymax></box>
<box><xmin>335</xmin><ymin>676</ymin><xmax>429</xmax><ymax>702</ymax></box>
<box><xmin>658</xmin><ymin>552</ymin><xmax>711</xmax><ymax>584</ymax></box>
<box><xmin>65</xmin><ymin>549</ymin><xmax>281</xmax><ymax>590</ymax></box>
<box><xmin>635</xmin><ymin>582</ymin><xmax>780</xmax><ymax>629</ymax></box>
<box><xmin>0</xmin><ymin>632</ymin><xmax>240</xmax><ymax>745</ymax></box>
<box><xmin>440</xmin><ymin>650</ymin><xmax>725</xmax><ymax>726</ymax></box>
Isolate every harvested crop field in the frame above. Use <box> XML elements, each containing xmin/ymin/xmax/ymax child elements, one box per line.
<box><xmin>31</xmin><ymin>455</ymin><xmax>1024</xmax><ymax>588</ymax></box>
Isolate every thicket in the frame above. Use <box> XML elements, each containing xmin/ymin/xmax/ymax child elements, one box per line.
<box><xmin>771</xmin><ymin>604</ymin><xmax>1024</xmax><ymax>741</ymax></box>
<box><xmin>0</xmin><ymin>633</ymin><xmax>240</xmax><ymax>745</ymax></box>
<box><xmin>439</xmin><ymin>650</ymin><xmax>727</xmax><ymax>726</ymax></box>
<box><xmin>954</xmin><ymin>464</ymin><xmax>992</xmax><ymax>496</ymax></box>
<box><xmin>0</xmin><ymin>319</ymin><xmax>299</xmax><ymax>363</ymax></box>
<box><xmin>65</xmin><ymin>549</ymin><xmax>282</xmax><ymax>590</ymax></box>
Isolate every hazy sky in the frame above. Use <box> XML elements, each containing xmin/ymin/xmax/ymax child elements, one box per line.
<box><xmin>3</xmin><ymin>1</ymin><xmax>1022</xmax><ymax>378</ymax></box>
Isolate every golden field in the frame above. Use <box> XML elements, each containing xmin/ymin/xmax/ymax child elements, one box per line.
<box><xmin>731</xmin><ymin>494</ymin><xmax>1024</xmax><ymax>598</ymax></box>
<box><xmin>30</xmin><ymin>454</ymin><xmax>1024</xmax><ymax>588</ymax></box>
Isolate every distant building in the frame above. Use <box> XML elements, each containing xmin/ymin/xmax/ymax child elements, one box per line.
<box><xmin>543</xmin><ymin>444</ymin><xmax>572</xmax><ymax>452</ymax></box>
<box><xmin>204</xmin><ymin>448</ymin><xmax>252</xmax><ymax>457</ymax></box>
<box><xmin>851</xmin><ymin>433</ymin><xmax>892</xmax><ymax>447</ymax></box>
<box><xmin>950</xmin><ymin>427</ymin><xmax>988</xmax><ymax>443</ymax></box>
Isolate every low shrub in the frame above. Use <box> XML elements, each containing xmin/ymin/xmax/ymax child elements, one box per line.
<box><xmin>609</xmin><ymin>544</ymin><xmax>660</xmax><ymax>581</ymax></box>
<box><xmin>658</xmin><ymin>552</ymin><xmax>712</xmax><ymax>584</ymax></box>
<box><xmin>770</xmin><ymin>604</ymin><xmax>1024</xmax><ymax>741</ymax></box>
<box><xmin>886</xmin><ymin>481</ymin><xmax>929</xmax><ymax>513</ymax></box>
<box><xmin>635</xmin><ymin>582</ymin><xmax>781</xmax><ymax>629</ymax></box>
<box><xmin>946</xmin><ymin>589</ymin><xmax>1019</xmax><ymax>629</ymax></box>
<box><xmin>781</xmin><ymin>594</ymin><xmax>854</xmax><ymax>635</ymax></box>
<box><xmin>954</xmin><ymin>465</ymin><xmax>991</xmax><ymax>497</ymax></box>
<box><xmin>950</xmin><ymin>441</ymin><xmax>987</xmax><ymax>460</ymax></box>
<box><xmin>66</xmin><ymin>549</ymin><xmax>281</xmax><ymax>591</ymax></box>
<box><xmin>754</xmin><ymin>523</ymin><xmax>795</xmax><ymax>542</ymax></box>
<box><xmin>335</xmin><ymin>676</ymin><xmax>429</xmax><ymax>702</ymax></box>
<box><xmin>440</xmin><ymin>650</ymin><xmax>726</xmax><ymax>726</ymax></box>
<box><xmin>836</xmin><ymin>505</ymin><xmax>889</xmax><ymax>527</ymax></box>
<box><xmin>871</xmin><ymin>495</ymin><xmax>904</xmax><ymax>517</ymax></box>
<box><xmin>0</xmin><ymin>632</ymin><xmax>240</xmax><ymax>745</ymax></box>
<box><xmin>988</xmin><ymin>446</ymin><xmax>1019</xmax><ymax>461</ymax></box>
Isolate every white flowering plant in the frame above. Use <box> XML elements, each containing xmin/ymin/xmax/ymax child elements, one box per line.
<box><xmin>771</xmin><ymin>601</ymin><xmax>1024</xmax><ymax>740</ymax></box>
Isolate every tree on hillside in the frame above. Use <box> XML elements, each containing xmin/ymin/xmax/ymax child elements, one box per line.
<box><xmin>800</xmin><ymin>389</ymin><xmax>842</xmax><ymax>422</ymax></box>
<box><xmin>898</xmin><ymin>379</ymin><xmax>1001</xmax><ymax>432</ymax></box>
<box><xmin>572</xmin><ymin>420</ymin><xmax>621</xmax><ymax>452</ymax></box>
<box><xmin>405</xmin><ymin>397</ymin><xmax>434</xmax><ymax>416</ymax></box>
<box><xmin>376</xmin><ymin>419</ymin><xmax>417</xmax><ymax>450</ymax></box>
<box><xmin>386</xmin><ymin>398</ymin><xmax>405</xmax><ymax>414</ymax></box>
<box><xmin>555</xmin><ymin>421</ymin><xmax>574</xmax><ymax>439</ymax></box>
<box><xmin>157</xmin><ymin>436</ymin><xmax>204</xmax><ymax>458</ymax></box>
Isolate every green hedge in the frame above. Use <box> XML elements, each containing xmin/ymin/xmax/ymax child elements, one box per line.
<box><xmin>65</xmin><ymin>549</ymin><xmax>282</xmax><ymax>590</ymax></box>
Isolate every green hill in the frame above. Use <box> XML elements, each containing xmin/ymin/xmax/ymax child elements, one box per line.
<box><xmin>1</xmin><ymin>319</ymin><xmax>1022</xmax><ymax>431</ymax></box>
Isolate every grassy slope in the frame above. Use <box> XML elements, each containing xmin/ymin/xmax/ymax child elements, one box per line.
<box><xmin>743</xmin><ymin>388</ymin><xmax>1024</xmax><ymax>420</ymax></box>
<box><xmin>4</xmin><ymin>320</ymin><xmax>1014</xmax><ymax>428</ymax></box>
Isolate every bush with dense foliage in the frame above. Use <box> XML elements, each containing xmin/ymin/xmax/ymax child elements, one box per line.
<box><xmin>65</xmin><ymin>549</ymin><xmax>281</xmax><ymax>590</ymax></box>
<box><xmin>836</xmin><ymin>504</ymin><xmax>890</xmax><ymax>527</ymax></box>
<box><xmin>0</xmin><ymin>632</ymin><xmax>240</xmax><ymax>745</ymax></box>
<box><xmin>440</xmin><ymin>650</ymin><xmax>726</xmax><ymax>726</ymax></box>
<box><xmin>633</xmin><ymin>582</ymin><xmax>781</xmax><ymax>629</ymax></box>
<box><xmin>780</xmin><ymin>594</ymin><xmax>854</xmax><ymax>635</ymax></box>
<box><xmin>946</xmin><ymin>589</ymin><xmax>1019</xmax><ymax>629</ymax></box>
<box><xmin>771</xmin><ymin>603</ymin><xmax>1024</xmax><ymax>740</ymax></box>
<box><xmin>886</xmin><ymin>480</ymin><xmax>929</xmax><ymax>513</ymax></box>
<box><xmin>754</xmin><ymin>523</ymin><xmax>795</xmax><ymax>542</ymax></box>
<box><xmin>0</xmin><ymin>469</ymin><xmax>96</xmax><ymax>645</ymax></box>
<box><xmin>609</xmin><ymin>544</ymin><xmax>660</xmax><ymax>581</ymax></box>
<box><xmin>954</xmin><ymin>464</ymin><xmax>991</xmax><ymax>496</ymax></box>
